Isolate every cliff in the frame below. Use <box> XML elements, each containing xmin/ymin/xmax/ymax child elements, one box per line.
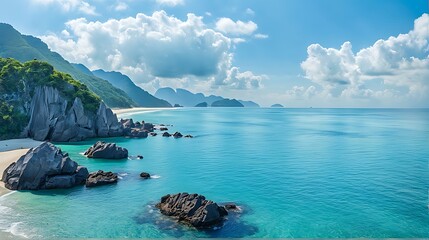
<box><xmin>23</xmin><ymin>86</ymin><xmax>122</xmax><ymax>141</ymax></box>
<box><xmin>0</xmin><ymin>57</ymin><xmax>122</xmax><ymax>141</ymax></box>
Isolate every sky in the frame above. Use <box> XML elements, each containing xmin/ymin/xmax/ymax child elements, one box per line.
<box><xmin>1</xmin><ymin>0</ymin><xmax>428</xmax><ymax>107</ymax></box>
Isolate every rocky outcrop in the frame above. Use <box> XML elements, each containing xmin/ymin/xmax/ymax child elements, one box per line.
<box><xmin>95</xmin><ymin>102</ymin><xmax>123</xmax><ymax>137</ymax></box>
<box><xmin>173</xmin><ymin>132</ymin><xmax>183</xmax><ymax>138</ymax></box>
<box><xmin>23</xmin><ymin>86</ymin><xmax>123</xmax><ymax>142</ymax></box>
<box><xmin>86</xmin><ymin>170</ymin><xmax>118</xmax><ymax>187</ymax></box>
<box><xmin>156</xmin><ymin>193</ymin><xmax>228</xmax><ymax>229</ymax></box>
<box><xmin>162</xmin><ymin>132</ymin><xmax>171</xmax><ymax>137</ymax></box>
<box><xmin>1</xmin><ymin>142</ymin><xmax>88</xmax><ymax>190</ymax></box>
<box><xmin>84</xmin><ymin>141</ymin><xmax>128</xmax><ymax>159</ymax></box>
<box><xmin>121</xmin><ymin>119</ymin><xmax>154</xmax><ymax>138</ymax></box>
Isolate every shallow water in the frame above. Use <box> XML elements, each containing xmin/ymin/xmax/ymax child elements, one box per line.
<box><xmin>1</xmin><ymin>108</ymin><xmax>429</xmax><ymax>238</ymax></box>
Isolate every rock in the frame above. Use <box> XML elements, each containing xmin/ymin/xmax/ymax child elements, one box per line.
<box><xmin>1</xmin><ymin>142</ymin><xmax>88</xmax><ymax>190</ymax></box>
<box><xmin>150</xmin><ymin>132</ymin><xmax>157</xmax><ymax>136</ymax></box>
<box><xmin>121</xmin><ymin>118</ymin><xmax>135</xmax><ymax>129</ymax></box>
<box><xmin>173</xmin><ymin>104</ymin><xmax>183</xmax><ymax>107</ymax></box>
<box><xmin>127</xmin><ymin>129</ymin><xmax>148</xmax><ymax>138</ymax></box>
<box><xmin>86</xmin><ymin>170</ymin><xmax>118</xmax><ymax>187</ymax></box>
<box><xmin>162</xmin><ymin>132</ymin><xmax>171</xmax><ymax>137</ymax></box>
<box><xmin>143</xmin><ymin>123</ymin><xmax>154</xmax><ymax>132</ymax></box>
<box><xmin>224</xmin><ymin>204</ymin><xmax>238</xmax><ymax>210</ymax></box>
<box><xmin>184</xmin><ymin>134</ymin><xmax>193</xmax><ymax>138</ymax></box>
<box><xmin>84</xmin><ymin>141</ymin><xmax>128</xmax><ymax>159</ymax></box>
<box><xmin>159</xmin><ymin>127</ymin><xmax>168</xmax><ymax>131</ymax></box>
<box><xmin>156</xmin><ymin>193</ymin><xmax>228</xmax><ymax>229</ymax></box>
<box><xmin>95</xmin><ymin>103</ymin><xmax>124</xmax><ymax>137</ymax></box>
<box><xmin>137</xmin><ymin>155</ymin><xmax>144</xmax><ymax>159</ymax></box>
<box><xmin>173</xmin><ymin>132</ymin><xmax>183</xmax><ymax>138</ymax></box>
<box><xmin>140</xmin><ymin>172</ymin><xmax>150</xmax><ymax>179</ymax></box>
<box><xmin>25</xmin><ymin>86</ymin><xmax>97</xmax><ymax>142</ymax></box>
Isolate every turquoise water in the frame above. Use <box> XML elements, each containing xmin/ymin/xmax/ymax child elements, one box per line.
<box><xmin>1</xmin><ymin>108</ymin><xmax>429</xmax><ymax>238</ymax></box>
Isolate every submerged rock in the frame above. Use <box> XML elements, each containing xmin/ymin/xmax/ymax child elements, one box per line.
<box><xmin>1</xmin><ymin>142</ymin><xmax>88</xmax><ymax>190</ymax></box>
<box><xmin>184</xmin><ymin>135</ymin><xmax>193</xmax><ymax>138</ymax></box>
<box><xmin>140</xmin><ymin>172</ymin><xmax>151</xmax><ymax>179</ymax></box>
<box><xmin>156</xmin><ymin>193</ymin><xmax>228</xmax><ymax>229</ymax></box>
<box><xmin>86</xmin><ymin>170</ymin><xmax>118</xmax><ymax>187</ymax></box>
<box><xmin>84</xmin><ymin>141</ymin><xmax>128</xmax><ymax>159</ymax></box>
<box><xmin>160</xmin><ymin>127</ymin><xmax>169</xmax><ymax>131</ymax></box>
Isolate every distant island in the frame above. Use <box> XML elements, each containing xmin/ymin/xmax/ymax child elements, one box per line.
<box><xmin>271</xmin><ymin>104</ymin><xmax>284</xmax><ymax>108</ymax></box>
<box><xmin>155</xmin><ymin>87</ymin><xmax>259</xmax><ymax>108</ymax></box>
<box><xmin>195</xmin><ymin>102</ymin><xmax>208</xmax><ymax>107</ymax></box>
<box><xmin>211</xmin><ymin>99</ymin><xmax>244</xmax><ymax>107</ymax></box>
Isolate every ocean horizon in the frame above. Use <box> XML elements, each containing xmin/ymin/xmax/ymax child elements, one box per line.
<box><xmin>1</xmin><ymin>108</ymin><xmax>428</xmax><ymax>238</ymax></box>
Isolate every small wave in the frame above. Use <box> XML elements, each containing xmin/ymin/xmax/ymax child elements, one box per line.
<box><xmin>151</xmin><ymin>175</ymin><xmax>161</xmax><ymax>179</ymax></box>
<box><xmin>0</xmin><ymin>191</ymin><xmax>16</xmax><ymax>200</ymax></box>
<box><xmin>3</xmin><ymin>222</ymin><xmax>29</xmax><ymax>239</ymax></box>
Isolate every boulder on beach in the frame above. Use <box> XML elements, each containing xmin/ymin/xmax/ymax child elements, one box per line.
<box><xmin>1</xmin><ymin>142</ymin><xmax>89</xmax><ymax>190</ymax></box>
<box><xmin>156</xmin><ymin>193</ymin><xmax>228</xmax><ymax>229</ymax></box>
<box><xmin>86</xmin><ymin>170</ymin><xmax>118</xmax><ymax>187</ymax></box>
<box><xmin>84</xmin><ymin>141</ymin><xmax>128</xmax><ymax>159</ymax></box>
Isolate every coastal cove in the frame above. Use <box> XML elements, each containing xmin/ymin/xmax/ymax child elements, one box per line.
<box><xmin>0</xmin><ymin>108</ymin><xmax>429</xmax><ymax>238</ymax></box>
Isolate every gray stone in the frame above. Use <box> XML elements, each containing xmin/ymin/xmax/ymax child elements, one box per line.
<box><xmin>84</xmin><ymin>141</ymin><xmax>128</xmax><ymax>159</ymax></box>
<box><xmin>1</xmin><ymin>142</ymin><xmax>88</xmax><ymax>190</ymax></box>
<box><xmin>86</xmin><ymin>170</ymin><xmax>118</xmax><ymax>187</ymax></box>
<box><xmin>156</xmin><ymin>193</ymin><xmax>228</xmax><ymax>229</ymax></box>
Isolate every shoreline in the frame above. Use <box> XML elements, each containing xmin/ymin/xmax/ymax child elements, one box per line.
<box><xmin>112</xmin><ymin>107</ymin><xmax>176</xmax><ymax>115</ymax></box>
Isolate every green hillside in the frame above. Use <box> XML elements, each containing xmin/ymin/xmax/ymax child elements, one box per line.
<box><xmin>0</xmin><ymin>23</ymin><xmax>135</xmax><ymax>108</ymax></box>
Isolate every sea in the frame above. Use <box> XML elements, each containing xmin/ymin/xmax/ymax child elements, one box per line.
<box><xmin>0</xmin><ymin>108</ymin><xmax>428</xmax><ymax>238</ymax></box>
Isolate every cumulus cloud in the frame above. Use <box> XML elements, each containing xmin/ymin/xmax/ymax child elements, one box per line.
<box><xmin>156</xmin><ymin>0</ymin><xmax>184</xmax><ymax>7</ymax></box>
<box><xmin>254</xmin><ymin>33</ymin><xmax>269</xmax><ymax>39</ymax></box>
<box><xmin>212</xmin><ymin>67</ymin><xmax>267</xmax><ymax>89</ymax></box>
<box><xmin>301</xmin><ymin>13</ymin><xmax>429</xmax><ymax>102</ymax></box>
<box><xmin>31</xmin><ymin>0</ymin><xmax>97</xmax><ymax>15</ymax></box>
<box><xmin>215</xmin><ymin>18</ymin><xmax>257</xmax><ymax>36</ymax></box>
<box><xmin>114</xmin><ymin>2</ymin><xmax>128</xmax><ymax>11</ymax></box>
<box><xmin>41</xmin><ymin>11</ymin><xmax>267</xmax><ymax>90</ymax></box>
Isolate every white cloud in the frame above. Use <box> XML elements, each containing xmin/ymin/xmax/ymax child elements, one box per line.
<box><xmin>301</xmin><ymin>13</ymin><xmax>429</xmax><ymax>104</ymax></box>
<box><xmin>156</xmin><ymin>0</ymin><xmax>184</xmax><ymax>7</ymax></box>
<box><xmin>215</xmin><ymin>18</ymin><xmax>257</xmax><ymax>36</ymax></box>
<box><xmin>245</xmin><ymin>8</ymin><xmax>255</xmax><ymax>16</ymax></box>
<box><xmin>213</xmin><ymin>67</ymin><xmax>267</xmax><ymax>90</ymax></box>
<box><xmin>114</xmin><ymin>2</ymin><xmax>128</xmax><ymax>11</ymax></box>
<box><xmin>254</xmin><ymin>33</ymin><xmax>269</xmax><ymax>39</ymax></box>
<box><xmin>31</xmin><ymin>0</ymin><xmax>97</xmax><ymax>15</ymax></box>
<box><xmin>41</xmin><ymin>11</ymin><xmax>267</xmax><ymax>90</ymax></box>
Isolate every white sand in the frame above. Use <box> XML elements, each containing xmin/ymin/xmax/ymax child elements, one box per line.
<box><xmin>112</xmin><ymin>107</ymin><xmax>174</xmax><ymax>115</ymax></box>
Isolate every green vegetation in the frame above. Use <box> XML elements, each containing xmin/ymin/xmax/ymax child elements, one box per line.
<box><xmin>0</xmin><ymin>57</ymin><xmax>102</xmax><ymax>138</ymax></box>
<box><xmin>0</xmin><ymin>23</ymin><xmax>135</xmax><ymax>108</ymax></box>
<box><xmin>0</xmin><ymin>101</ymin><xmax>28</xmax><ymax>140</ymax></box>
<box><xmin>0</xmin><ymin>58</ymin><xmax>101</xmax><ymax>112</ymax></box>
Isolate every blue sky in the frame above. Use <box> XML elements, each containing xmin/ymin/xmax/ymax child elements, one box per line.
<box><xmin>1</xmin><ymin>0</ymin><xmax>428</xmax><ymax>107</ymax></box>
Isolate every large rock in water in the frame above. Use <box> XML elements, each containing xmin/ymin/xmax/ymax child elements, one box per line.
<box><xmin>86</xmin><ymin>170</ymin><xmax>118</xmax><ymax>187</ymax></box>
<box><xmin>156</xmin><ymin>193</ymin><xmax>228</xmax><ymax>228</ymax></box>
<box><xmin>84</xmin><ymin>141</ymin><xmax>128</xmax><ymax>159</ymax></box>
<box><xmin>1</xmin><ymin>142</ymin><xmax>88</xmax><ymax>190</ymax></box>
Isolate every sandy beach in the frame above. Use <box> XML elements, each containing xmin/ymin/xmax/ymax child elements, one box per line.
<box><xmin>112</xmin><ymin>107</ymin><xmax>174</xmax><ymax>115</ymax></box>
